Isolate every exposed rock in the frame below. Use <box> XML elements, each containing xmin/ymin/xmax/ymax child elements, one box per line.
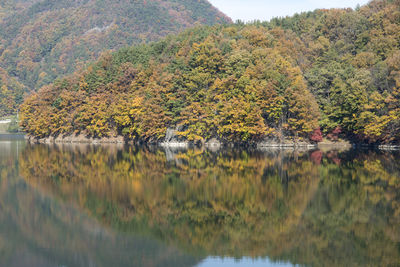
<box><xmin>159</xmin><ymin>142</ymin><xmax>189</xmax><ymax>148</ymax></box>
<box><xmin>204</xmin><ymin>138</ymin><xmax>221</xmax><ymax>152</ymax></box>
<box><xmin>378</xmin><ymin>144</ymin><xmax>400</xmax><ymax>151</ymax></box>
<box><xmin>257</xmin><ymin>138</ymin><xmax>317</xmax><ymax>149</ymax></box>
<box><xmin>26</xmin><ymin>134</ymin><xmax>124</xmax><ymax>144</ymax></box>
<box><xmin>159</xmin><ymin>126</ymin><xmax>189</xmax><ymax>148</ymax></box>
<box><xmin>205</xmin><ymin>138</ymin><xmax>221</xmax><ymax>147</ymax></box>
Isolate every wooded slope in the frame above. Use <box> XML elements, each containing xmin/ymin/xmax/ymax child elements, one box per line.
<box><xmin>0</xmin><ymin>0</ymin><xmax>231</xmax><ymax>116</ymax></box>
<box><xmin>20</xmin><ymin>0</ymin><xmax>400</xmax><ymax>144</ymax></box>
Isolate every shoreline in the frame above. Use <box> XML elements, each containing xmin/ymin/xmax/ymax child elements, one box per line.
<box><xmin>22</xmin><ymin>134</ymin><xmax>400</xmax><ymax>151</ymax></box>
<box><xmin>25</xmin><ymin>134</ymin><xmax>318</xmax><ymax>148</ymax></box>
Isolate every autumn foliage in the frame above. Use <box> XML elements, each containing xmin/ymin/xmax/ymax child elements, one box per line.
<box><xmin>20</xmin><ymin>26</ymin><xmax>320</xmax><ymax>143</ymax></box>
<box><xmin>0</xmin><ymin>0</ymin><xmax>231</xmax><ymax>116</ymax></box>
<box><xmin>20</xmin><ymin>0</ymin><xmax>400</xmax><ymax>144</ymax></box>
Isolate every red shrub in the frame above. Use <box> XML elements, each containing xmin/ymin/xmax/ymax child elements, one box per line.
<box><xmin>310</xmin><ymin>128</ymin><xmax>323</xmax><ymax>142</ymax></box>
<box><xmin>327</xmin><ymin>127</ymin><xmax>341</xmax><ymax>141</ymax></box>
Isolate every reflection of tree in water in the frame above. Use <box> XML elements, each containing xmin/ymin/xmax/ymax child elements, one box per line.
<box><xmin>18</xmin><ymin>144</ymin><xmax>400</xmax><ymax>266</ymax></box>
<box><xmin>0</xmin><ymin>143</ymin><xmax>199</xmax><ymax>267</ymax></box>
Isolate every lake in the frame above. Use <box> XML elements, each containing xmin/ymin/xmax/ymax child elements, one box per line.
<box><xmin>1</xmin><ymin>135</ymin><xmax>399</xmax><ymax>267</ymax></box>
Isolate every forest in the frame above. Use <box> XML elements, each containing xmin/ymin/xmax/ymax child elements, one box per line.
<box><xmin>0</xmin><ymin>0</ymin><xmax>230</xmax><ymax>116</ymax></box>
<box><xmin>0</xmin><ymin>67</ymin><xmax>25</xmax><ymax>117</ymax></box>
<box><xmin>20</xmin><ymin>0</ymin><xmax>400</xmax><ymax>145</ymax></box>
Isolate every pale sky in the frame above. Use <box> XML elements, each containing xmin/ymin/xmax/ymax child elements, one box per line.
<box><xmin>208</xmin><ymin>0</ymin><xmax>370</xmax><ymax>22</ymax></box>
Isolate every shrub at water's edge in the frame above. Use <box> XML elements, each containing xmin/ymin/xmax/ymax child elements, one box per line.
<box><xmin>20</xmin><ymin>0</ymin><xmax>400</xmax><ymax>145</ymax></box>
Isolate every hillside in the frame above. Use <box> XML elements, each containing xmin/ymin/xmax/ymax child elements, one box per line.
<box><xmin>0</xmin><ymin>0</ymin><xmax>231</xmax><ymax>116</ymax></box>
<box><xmin>20</xmin><ymin>0</ymin><xmax>400</xmax><ymax>145</ymax></box>
<box><xmin>0</xmin><ymin>67</ymin><xmax>25</xmax><ymax>117</ymax></box>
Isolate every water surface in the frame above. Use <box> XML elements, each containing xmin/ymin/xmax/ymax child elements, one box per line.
<box><xmin>1</xmin><ymin>136</ymin><xmax>399</xmax><ymax>266</ymax></box>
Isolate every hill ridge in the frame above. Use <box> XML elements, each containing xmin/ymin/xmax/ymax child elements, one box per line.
<box><xmin>0</xmin><ymin>0</ymin><xmax>231</xmax><ymax>116</ymax></box>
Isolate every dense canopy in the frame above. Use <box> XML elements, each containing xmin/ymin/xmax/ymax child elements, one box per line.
<box><xmin>0</xmin><ymin>0</ymin><xmax>231</xmax><ymax>116</ymax></box>
<box><xmin>20</xmin><ymin>0</ymin><xmax>400</xmax><ymax>145</ymax></box>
